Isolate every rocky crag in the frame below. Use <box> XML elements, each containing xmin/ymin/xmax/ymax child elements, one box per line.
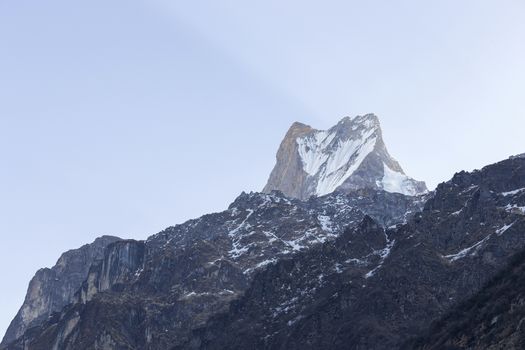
<box><xmin>1</xmin><ymin>236</ymin><xmax>120</xmax><ymax>346</ymax></box>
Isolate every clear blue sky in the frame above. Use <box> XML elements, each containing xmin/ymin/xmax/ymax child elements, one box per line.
<box><xmin>1</xmin><ymin>0</ymin><xmax>524</xmax><ymax>337</ymax></box>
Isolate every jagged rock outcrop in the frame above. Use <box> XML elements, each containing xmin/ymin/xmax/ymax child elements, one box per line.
<box><xmin>79</xmin><ymin>240</ymin><xmax>146</xmax><ymax>303</ymax></box>
<box><xmin>1</xmin><ymin>236</ymin><xmax>120</xmax><ymax>346</ymax></box>
<box><xmin>263</xmin><ymin>114</ymin><xmax>427</xmax><ymax>199</ymax></box>
<box><xmin>2</xmin><ymin>189</ymin><xmax>424</xmax><ymax>350</ymax></box>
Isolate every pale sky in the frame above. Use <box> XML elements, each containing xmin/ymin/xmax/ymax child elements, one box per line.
<box><xmin>1</xmin><ymin>0</ymin><xmax>524</xmax><ymax>337</ymax></box>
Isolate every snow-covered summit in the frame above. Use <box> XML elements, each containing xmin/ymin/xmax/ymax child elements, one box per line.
<box><xmin>263</xmin><ymin>114</ymin><xmax>427</xmax><ymax>199</ymax></box>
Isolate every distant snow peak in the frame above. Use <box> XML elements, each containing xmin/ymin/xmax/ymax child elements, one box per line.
<box><xmin>263</xmin><ymin>114</ymin><xmax>427</xmax><ymax>199</ymax></box>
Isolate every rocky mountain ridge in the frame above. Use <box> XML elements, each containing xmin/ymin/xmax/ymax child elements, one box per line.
<box><xmin>176</xmin><ymin>156</ymin><xmax>525</xmax><ymax>349</ymax></box>
<box><xmin>2</xmin><ymin>187</ymin><xmax>425</xmax><ymax>350</ymax></box>
<box><xmin>3</xmin><ymin>112</ymin><xmax>524</xmax><ymax>350</ymax></box>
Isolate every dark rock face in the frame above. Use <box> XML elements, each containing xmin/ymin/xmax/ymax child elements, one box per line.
<box><xmin>406</xmin><ymin>249</ymin><xmax>525</xmax><ymax>350</ymax></box>
<box><xmin>2</xmin><ymin>189</ymin><xmax>423</xmax><ymax>350</ymax></box>
<box><xmin>4</xmin><ymin>156</ymin><xmax>525</xmax><ymax>350</ymax></box>
<box><xmin>263</xmin><ymin>114</ymin><xmax>427</xmax><ymax>199</ymax></box>
<box><xmin>0</xmin><ymin>236</ymin><xmax>120</xmax><ymax>346</ymax></box>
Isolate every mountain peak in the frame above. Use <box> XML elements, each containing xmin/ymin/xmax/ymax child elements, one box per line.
<box><xmin>289</xmin><ymin>121</ymin><xmax>312</xmax><ymax>129</ymax></box>
<box><xmin>339</xmin><ymin>113</ymin><xmax>379</xmax><ymax>124</ymax></box>
<box><xmin>263</xmin><ymin>114</ymin><xmax>427</xmax><ymax>199</ymax></box>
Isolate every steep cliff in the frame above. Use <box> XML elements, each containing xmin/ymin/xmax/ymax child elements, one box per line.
<box><xmin>1</xmin><ymin>236</ymin><xmax>120</xmax><ymax>346</ymax></box>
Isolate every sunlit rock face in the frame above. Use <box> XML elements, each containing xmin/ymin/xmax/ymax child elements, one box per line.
<box><xmin>1</xmin><ymin>235</ymin><xmax>120</xmax><ymax>346</ymax></box>
<box><xmin>263</xmin><ymin>114</ymin><xmax>427</xmax><ymax>200</ymax></box>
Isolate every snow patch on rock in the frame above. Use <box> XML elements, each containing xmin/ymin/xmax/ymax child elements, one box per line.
<box><xmin>381</xmin><ymin>163</ymin><xmax>422</xmax><ymax>196</ymax></box>
<box><xmin>502</xmin><ymin>187</ymin><xmax>525</xmax><ymax>197</ymax></box>
<box><xmin>444</xmin><ymin>235</ymin><xmax>492</xmax><ymax>262</ymax></box>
